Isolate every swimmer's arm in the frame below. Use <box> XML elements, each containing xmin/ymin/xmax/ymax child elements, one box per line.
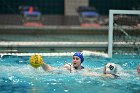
<box><xmin>41</xmin><ymin>62</ymin><xmax>53</xmax><ymax>71</ymax></box>
<box><xmin>82</xmin><ymin>69</ymin><xmax>100</xmax><ymax>76</ymax></box>
<box><xmin>83</xmin><ymin>72</ymin><xmax>100</xmax><ymax>76</ymax></box>
<box><xmin>101</xmin><ymin>74</ymin><xmax>114</xmax><ymax>78</ymax></box>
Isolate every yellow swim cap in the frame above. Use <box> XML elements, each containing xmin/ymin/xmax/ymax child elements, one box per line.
<box><xmin>29</xmin><ymin>54</ymin><xmax>43</xmax><ymax>68</ymax></box>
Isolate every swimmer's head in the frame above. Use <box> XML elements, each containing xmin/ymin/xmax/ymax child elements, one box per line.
<box><xmin>137</xmin><ymin>64</ymin><xmax>140</xmax><ymax>74</ymax></box>
<box><xmin>104</xmin><ymin>63</ymin><xmax>117</xmax><ymax>75</ymax></box>
<box><xmin>73</xmin><ymin>52</ymin><xmax>84</xmax><ymax>63</ymax></box>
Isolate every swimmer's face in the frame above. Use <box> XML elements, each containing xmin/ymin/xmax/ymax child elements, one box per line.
<box><xmin>72</xmin><ymin>56</ymin><xmax>81</xmax><ymax>67</ymax></box>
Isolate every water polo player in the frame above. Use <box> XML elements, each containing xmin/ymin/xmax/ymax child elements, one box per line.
<box><xmin>102</xmin><ymin>63</ymin><xmax>120</xmax><ymax>78</ymax></box>
<box><xmin>35</xmin><ymin>52</ymin><xmax>85</xmax><ymax>72</ymax></box>
<box><xmin>64</xmin><ymin>52</ymin><xmax>85</xmax><ymax>72</ymax></box>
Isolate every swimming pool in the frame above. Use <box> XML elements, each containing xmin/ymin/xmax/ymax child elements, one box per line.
<box><xmin>0</xmin><ymin>54</ymin><xmax>140</xmax><ymax>93</ymax></box>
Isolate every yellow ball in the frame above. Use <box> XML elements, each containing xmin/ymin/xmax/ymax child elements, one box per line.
<box><xmin>29</xmin><ymin>54</ymin><xmax>43</xmax><ymax>68</ymax></box>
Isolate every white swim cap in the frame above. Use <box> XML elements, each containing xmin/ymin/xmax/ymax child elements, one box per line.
<box><xmin>104</xmin><ymin>63</ymin><xmax>117</xmax><ymax>75</ymax></box>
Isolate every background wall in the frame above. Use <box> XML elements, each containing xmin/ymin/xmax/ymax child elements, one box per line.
<box><xmin>0</xmin><ymin>0</ymin><xmax>139</xmax><ymax>15</ymax></box>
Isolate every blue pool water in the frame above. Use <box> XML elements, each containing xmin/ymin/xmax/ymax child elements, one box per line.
<box><xmin>0</xmin><ymin>54</ymin><xmax>140</xmax><ymax>93</ymax></box>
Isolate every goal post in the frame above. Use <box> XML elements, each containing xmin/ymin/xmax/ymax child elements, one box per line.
<box><xmin>108</xmin><ymin>10</ymin><xmax>140</xmax><ymax>58</ymax></box>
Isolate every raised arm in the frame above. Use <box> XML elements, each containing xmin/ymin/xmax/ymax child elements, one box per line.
<box><xmin>41</xmin><ymin>62</ymin><xmax>53</xmax><ymax>71</ymax></box>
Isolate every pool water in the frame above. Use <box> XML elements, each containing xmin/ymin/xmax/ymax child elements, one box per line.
<box><xmin>0</xmin><ymin>54</ymin><xmax>140</xmax><ymax>93</ymax></box>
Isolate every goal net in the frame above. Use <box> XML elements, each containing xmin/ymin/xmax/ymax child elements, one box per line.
<box><xmin>108</xmin><ymin>10</ymin><xmax>140</xmax><ymax>57</ymax></box>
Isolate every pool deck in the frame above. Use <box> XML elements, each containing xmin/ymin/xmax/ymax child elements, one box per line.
<box><xmin>0</xmin><ymin>25</ymin><xmax>139</xmax><ymax>34</ymax></box>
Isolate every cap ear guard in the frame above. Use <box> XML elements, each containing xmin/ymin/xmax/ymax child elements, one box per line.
<box><xmin>109</xmin><ymin>65</ymin><xmax>114</xmax><ymax>70</ymax></box>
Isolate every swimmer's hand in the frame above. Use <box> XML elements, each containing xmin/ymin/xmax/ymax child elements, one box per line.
<box><xmin>64</xmin><ymin>63</ymin><xmax>71</xmax><ymax>71</ymax></box>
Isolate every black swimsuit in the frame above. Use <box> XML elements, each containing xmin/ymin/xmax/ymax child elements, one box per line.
<box><xmin>74</xmin><ymin>66</ymin><xmax>84</xmax><ymax>70</ymax></box>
